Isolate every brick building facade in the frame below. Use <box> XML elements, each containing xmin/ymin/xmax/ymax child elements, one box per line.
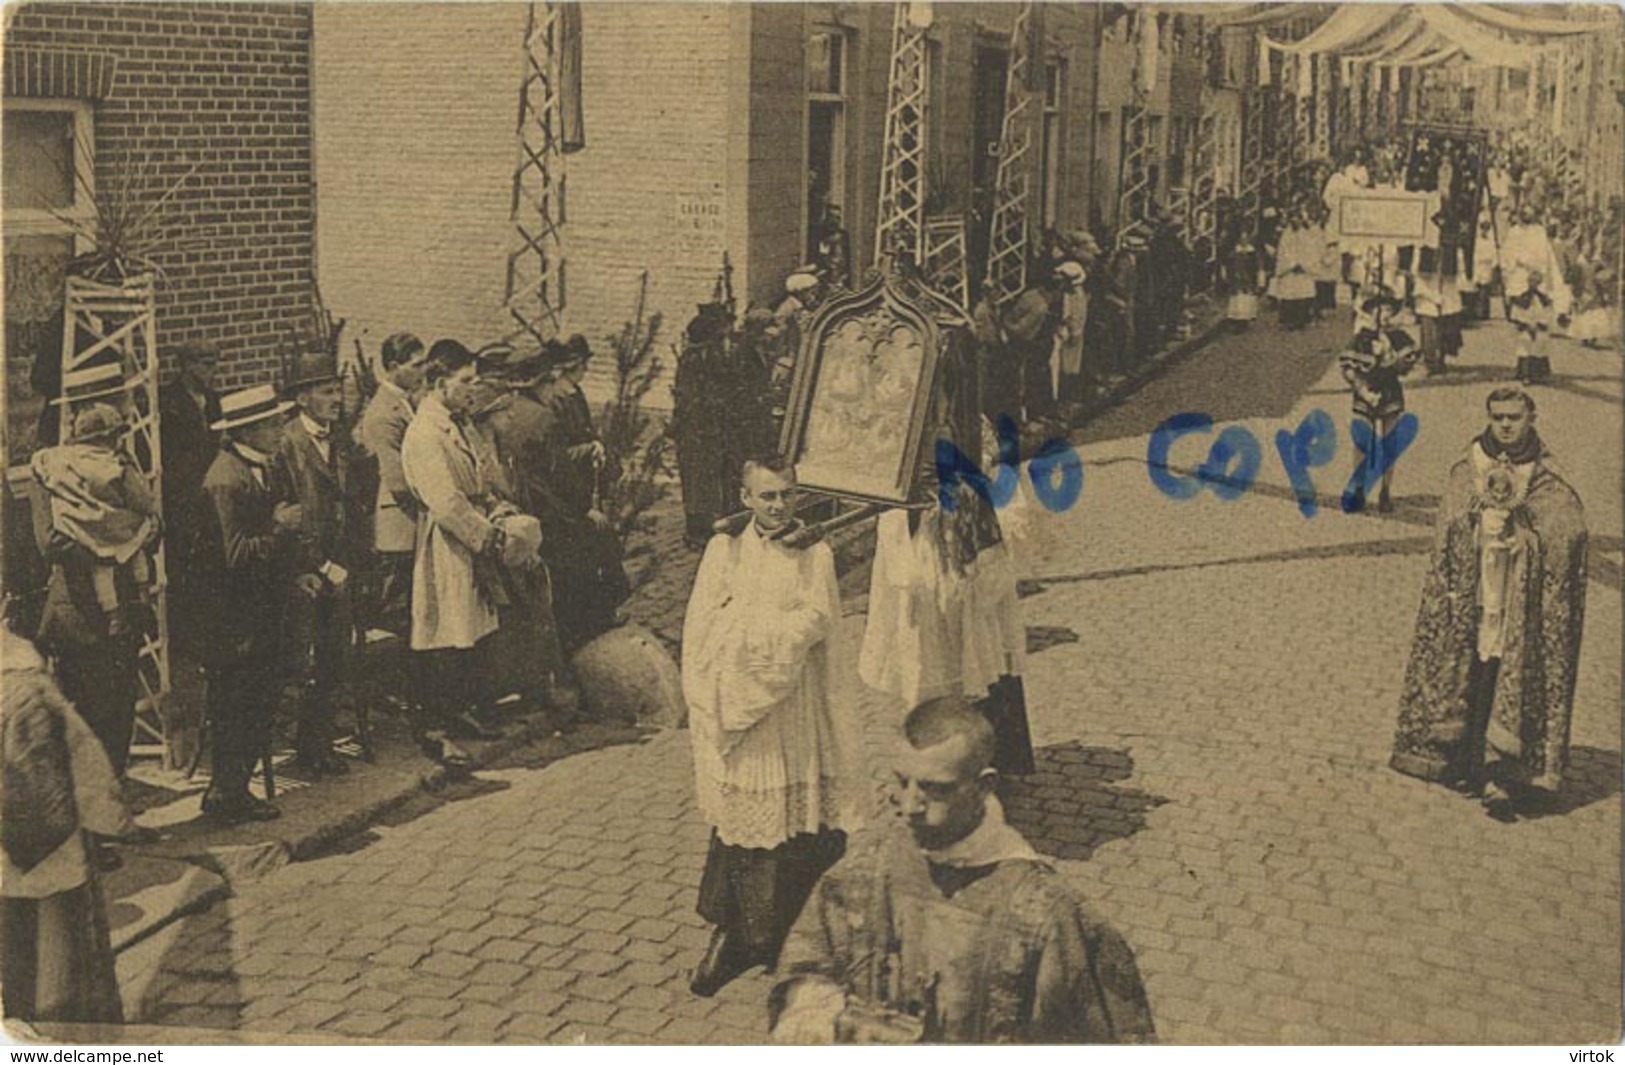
<box><xmin>311</xmin><ymin>2</ymin><xmax>1105</xmax><ymax>408</ymax></box>
<box><xmin>2</xmin><ymin>1</ymin><xmax>316</xmax><ymax>467</ymax></box>
<box><xmin>311</xmin><ymin>2</ymin><xmax>741</xmax><ymax>406</ymax></box>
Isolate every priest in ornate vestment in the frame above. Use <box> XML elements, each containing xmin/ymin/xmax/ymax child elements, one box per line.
<box><xmin>681</xmin><ymin>457</ymin><xmax>865</xmax><ymax>996</ymax></box>
<box><xmin>770</xmin><ymin>696</ymin><xmax>1156</xmax><ymax>1044</ymax></box>
<box><xmin>1391</xmin><ymin>388</ymin><xmax>1588</xmax><ymax>820</ymax></box>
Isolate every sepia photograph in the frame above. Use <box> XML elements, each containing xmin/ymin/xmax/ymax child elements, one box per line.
<box><xmin>0</xmin><ymin>0</ymin><xmax>1621</xmax><ymax>1049</ymax></box>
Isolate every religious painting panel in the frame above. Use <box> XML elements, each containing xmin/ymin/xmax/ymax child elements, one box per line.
<box><xmin>779</xmin><ymin>276</ymin><xmax>946</xmax><ymax>505</ymax></box>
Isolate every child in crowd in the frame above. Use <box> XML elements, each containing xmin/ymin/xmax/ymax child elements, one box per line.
<box><xmin>1340</xmin><ymin>253</ymin><xmax>1419</xmax><ymax>514</ymax></box>
<box><xmin>31</xmin><ymin>395</ymin><xmax>156</xmax><ymax>635</ymax></box>
<box><xmin>1272</xmin><ymin>206</ymin><xmax>1318</xmax><ymax>331</ymax></box>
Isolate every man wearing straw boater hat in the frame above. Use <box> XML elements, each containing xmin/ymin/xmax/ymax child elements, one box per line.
<box><xmin>200</xmin><ymin>382</ymin><xmax>304</xmax><ymax>823</ymax></box>
<box><xmin>275</xmin><ymin>349</ymin><xmax>367</xmax><ymax>778</ymax></box>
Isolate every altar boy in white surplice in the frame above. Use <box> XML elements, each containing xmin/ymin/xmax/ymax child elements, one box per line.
<box><xmin>681</xmin><ymin>456</ymin><xmax>865</xmax><ymax>998</ymax></box>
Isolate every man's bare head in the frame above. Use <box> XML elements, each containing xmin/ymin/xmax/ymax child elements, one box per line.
<box><xmin>1485</xmin><ymin>387</ymin><xmax>1537</xmax><ymax>450</ymax></box>
<box><xmin>892</xmin><ymin>696</ymin><xmax>998</xmax><ymax>850</ymax></box>
<box><xmin>741</xmin><ymin>455</ymin><xmax>797</xmax><ymax>532</ymax></box>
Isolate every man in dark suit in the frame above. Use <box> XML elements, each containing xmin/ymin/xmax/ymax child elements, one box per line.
<box><xmin>533</xmin><ymin>336</ymin><xmax>629</xmax><ymax>653</ymax></box>
<box><xmin>200</xmin><ymin>383</ymin><xmax>307</xmax><ymax>822</ymax></box>
<box><xmin>354</xmin><ymin>332</ymin><xmax>426</xmax><ymax>637</ymax></box>
<box><xmin>159</xmin><ymin>343</ymin><xmax>223</xmax><ymax>661</ymax></box>
<box><xmin>275</xmin><ymin>351</ymin><xmax>367</xmax><ymax>776</ymax></box>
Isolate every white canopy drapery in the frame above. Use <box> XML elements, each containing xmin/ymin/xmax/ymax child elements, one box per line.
<box><xmin>1249</xmin><ymin>2</ymin><xmax>1613</xmax><ymax>71</ymax></box>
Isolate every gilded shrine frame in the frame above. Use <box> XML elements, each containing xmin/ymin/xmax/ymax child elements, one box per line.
<box><xmin>778</xmin><ymin>273</ymin><xmax>949</xmax><ymax>506</ymax></box>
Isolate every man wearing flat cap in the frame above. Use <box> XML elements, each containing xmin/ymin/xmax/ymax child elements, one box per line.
<box><xmin>533</xmin><ymin>335</ymin><xmax>630</xmax><ymax>652</ymax></box>
<box><xmin>401</xmin><ymin>339</ymin><xmax>523</xmax><ymax>768</ymax></box>
<box><xmin>466</xmin><ymin>341</ymin><xmax>569</xmax><ymax>714</ymax></box>
<box><xmin>275</xmin><ymin>350</ymin><xmax>367</xmax><ymax>777</ymax></box>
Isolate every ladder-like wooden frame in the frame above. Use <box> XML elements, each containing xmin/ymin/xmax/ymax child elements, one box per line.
<box><xmin>875</xmin><ymin>2</ymin><xmax>930</xmax><ymax>270</ymax></box>
<box><xmin>57</xmin><ymin>273</ymin><xmax>172</xmax><ymax>764</ymax></box>
<box><xmin>921</xmin><ymin>214</ymin><xmax>970</xmax><ymax>311</ymax></box>
<box><xmin>505</xmin><ymin>1</ymin><xmax>569</xmax><ymax>346</ymax></box>
<box><xmin>983</xmin><ymin>1</ymin><xmax>1035</xmax><ymax>309</ymax></box>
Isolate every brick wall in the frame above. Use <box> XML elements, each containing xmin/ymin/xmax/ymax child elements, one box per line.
<box><xmin>4</xmin><ymin>2</ymin><xmax>316</xmax><ymax>389</ymax></box>
<box><xmin>311</xmin><ymin>3</ymin><xmax>736</xmax><ymax>410</ymax></box>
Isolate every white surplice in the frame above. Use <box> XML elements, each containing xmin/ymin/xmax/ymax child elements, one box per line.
<box><xmin>682</xmin><ymin>524</ymin><xmax>865</xmax><ymax>850</ymax></box>
<box><xmin>859</xmin><ymin>507</ymin><xmax>1026</xmax><ymax>708</ymax></box>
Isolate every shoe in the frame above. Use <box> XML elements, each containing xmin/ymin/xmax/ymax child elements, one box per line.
<box><xmin>1481</xmin><ymin>783</ymin><xmax>1519</xmax><ymax>823</ymax></box>
<box><xmin>418</xmin><ymin>732</ymin><xmax>473</xmax><ymax>775</ymax></box>
<box><xmin>1444</xmin><ymin>774</ymin><xmax>1486</xmax><ymax>799</ymax></box>
<box><xmin>444</xmin><ymin>710</ymin><xmax>503</xmax><ymax>741</ymax></box>
<box><xmin>292</xmin><ymin>752</ymin><xmax>351</xmax><ymax>778</ymax></box>
<box><xmin>689</xmin><ymin>927</ymin><xmax>756</xmax><ymax>998</ymax></box>
<box><xmin>110</xmin><ymin>825</ymin><xmax>162</xmax><ymax>846</ymax></box>
<box><xmin>91</xmin><ymin>843</ymin><xmax>123</xmax><ymax>873</ymax></box>
<box><xmin>201</xmin><ymin>794</ymin><xmax>282</xmax><ymax>825</ymax></box>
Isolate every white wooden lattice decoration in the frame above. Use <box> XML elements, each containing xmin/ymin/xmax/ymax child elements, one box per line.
<box><xmin>875</xmin><ymin>2</ymin><xmax>930</xmax><ymax>269</ymax></box>
<box><xmin>983</xmin><ymin>0</ymin><xmax>1035</xmax><ymax>308</ymax></box>
<box><xmin>57</xmin><ymin>273</ymin><xmax>172</xmax><ymax>763</ymax></box>
<box><xmin>504</xmin><ymin>2</ymin><xmax>568</xmax><ymax>345</ymax></box>
<box><xmin>921</xmin><ymin>214</ymin><xmax>971</xmax><ymax>311</ymax></box>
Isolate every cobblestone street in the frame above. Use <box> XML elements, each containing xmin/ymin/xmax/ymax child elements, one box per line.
<box><xmin>126</xmin><ymin>315</ymin><xmax>1622</xmax><ymax>1044</ymax></box>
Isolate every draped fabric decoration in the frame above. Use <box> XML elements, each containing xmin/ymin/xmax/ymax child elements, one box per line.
<box><xmin>1414</xmin><ymin>5</ymin><xmax>1548</xmax><ymax>69</ymax></box>
<box><xmin>1268</xmin><ymin>4</ymin><xmax>1404</xmax><ymax>58</ymax></box>
<box><xmin>1342</xmin><ymin>15</ymin><xmax>1430</xmax><ymax>64</ymax></box>
<box><xmin>1137</xmin><ymin>11</ymin><xmax>1161</xmax><ymax>95</ymax></box>
<box><xmin>1254</xmin><ymin>3</ymin><xmax>1611</xmax><ymax>71</ymax></box>
<box><xmin>557</xmin><ymin>2</ymin><xmax>586</xmax><ymax>153</ymax></box>
<box><xmin>1452</xmin><ymin>5</ymin><xmax>1618</xmax><ymax>38</ymax></box>
<box><xmin>1182</xmin><ymin>3</ymin><xmax>1321</xmax><ymax>31</ymax></box>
